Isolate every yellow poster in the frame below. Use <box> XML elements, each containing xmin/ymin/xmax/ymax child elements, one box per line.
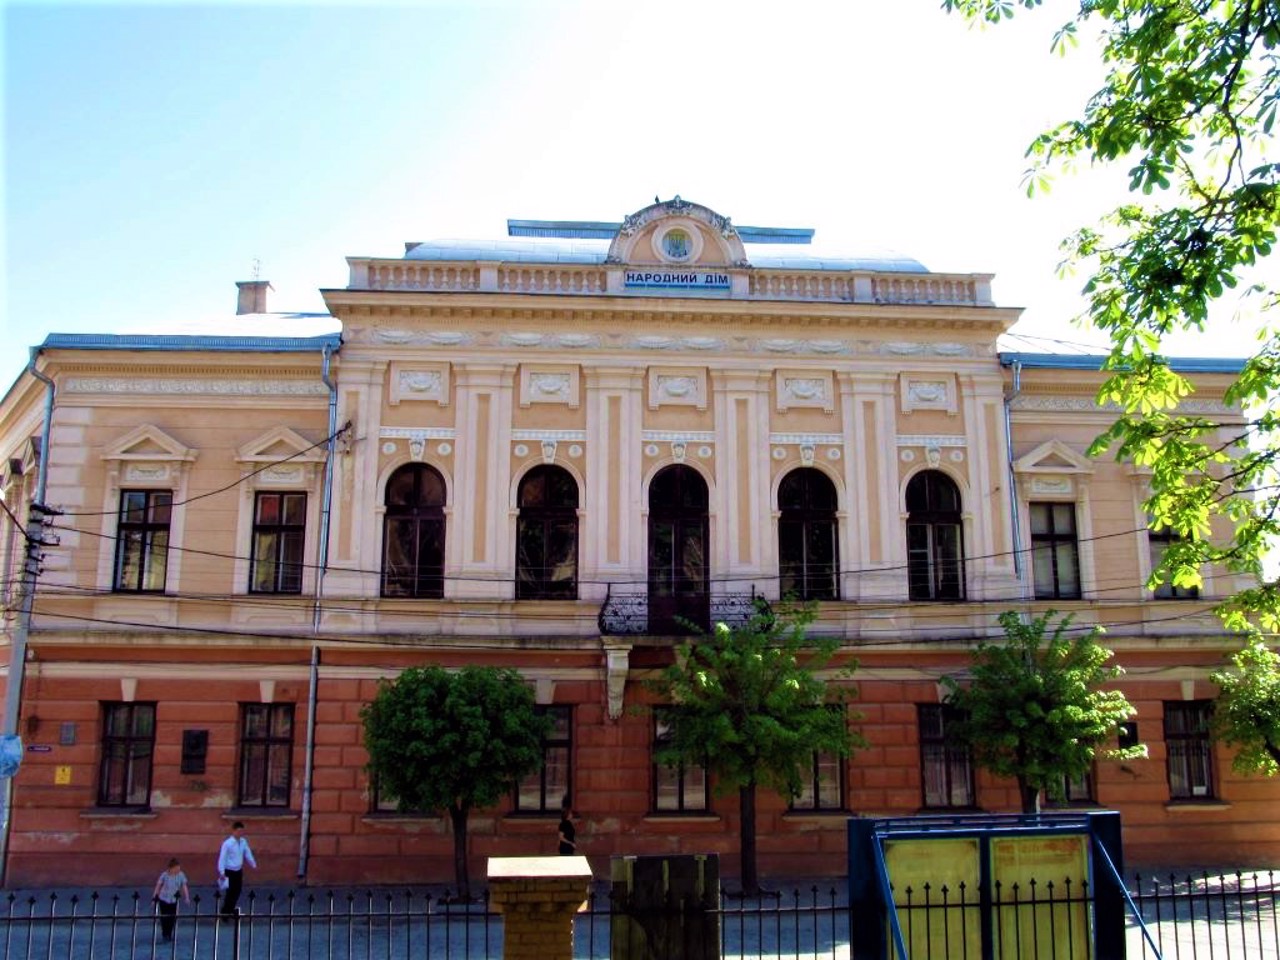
<box><xmin>883</xmin><ymin>838</ymin><xmax>982</xmax><ymax>960</ymax></box>
<box><xmin>990</xmin><ymin>835</ymin><xmax>1090</xmax><ymax>960</ymax></box>
<box><xmin>54</xmin><ymin>765</ymin><xmax>71</xmax><ymax>785</ymax></box>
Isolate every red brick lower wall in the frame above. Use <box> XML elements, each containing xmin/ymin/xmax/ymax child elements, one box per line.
<box><xmin>7</xmin><ymin>646</ymin><xmax>1280</xmax><ymax>888</ymax></box>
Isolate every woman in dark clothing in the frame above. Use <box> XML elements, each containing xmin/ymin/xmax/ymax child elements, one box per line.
<box><xmin>558</xmin><ymin>805</ymin><xmax>577</xmax><ymax>855</ymax></box>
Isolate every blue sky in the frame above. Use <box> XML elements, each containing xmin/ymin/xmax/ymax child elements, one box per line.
<box><xmin>2</xmin><ymin>1</ymin><xmax>1258</xmax><ymax>390</ymax></box>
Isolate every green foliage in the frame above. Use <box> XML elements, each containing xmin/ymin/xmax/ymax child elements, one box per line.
<box><xmin>944</xmin><ymin>0</ymin><xmax>1280</xmax><ymax>625</ymax></box>
<box><xmin>648</xmin><ymin>601</ymin><xmax>864</xmax><ymax>801</ymax></box>
<box><xmin>361</xmin><ymin>665</ymin><xmax>551</xmax><ymax>817</ymax></box>
<box><xmin>944</xmin><ymin>611</ymin><xmax>1144</xmax><ymax>810</ymax></box>
<box><xmin>1211</xmin><ymin>637</ymin><xmax>1280</xmax><ymax>775</ymax></box>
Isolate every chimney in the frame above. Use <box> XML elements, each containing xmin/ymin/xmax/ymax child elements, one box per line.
<box><xmin>236</xmin><ymin>280</ymin><xmax>273</xmax><ymax>315</ymax></box>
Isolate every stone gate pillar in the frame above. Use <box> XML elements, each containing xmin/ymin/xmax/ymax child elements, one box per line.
<box><xmin>487</xmin><ymin>856</ymin><xmax>593</xmax><ymax>960</ymax></box>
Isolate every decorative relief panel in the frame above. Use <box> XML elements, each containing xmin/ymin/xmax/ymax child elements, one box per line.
<box><xmin>896</xmin><ymin>435</ymin><xmax>966</xmax><ymax>469</ymax></box>
<box><xmin>519</xmin><ymin>365</ymin><xmax>580</xmax><ymax>409</ymax></box>
<box><xmin>775</xmin><ymin>370</ymin><xmax>834</xmax><ymax>413</ymax></box>
<box><xmin>65</xmin><ymin>378</ymin><xmax>327</xmax><ymax>397</ymax></box>
<box><xmin>389</xmin><ymin>363</ymin><xmax>450</xmax><ymax>406</ymax></box>
<box><xmin>769</xmin><ymin>433</ymin><xmax>843</xmax><ymax>466</ymax></box>
<box><xmin>379</xmin><ymin>427</ymin><xmax>456</xmax><ymax>462</ymax></box>
<box><xmin>373</xmin><ymin>328</ymin><xmax>471</xmax><ymax>346</ymax></box>
<box><xmin>648</xmin><ymin>368</ymin><xmax>707</xmax><ymax>411</ymax></box>
<box><xmin>1030</xmin><ymin>476</ymin><xmax>1074</xmax><ymax>495</ymax></box>
<box><xmin>123</xmin><ymin>463</ymin><xmax>171</xmax><ymax>483</ymax></box>
<box><xmin>900</xmin><ymin>373</ymin><xmax>957</xmax><ymax>415</ymax></box>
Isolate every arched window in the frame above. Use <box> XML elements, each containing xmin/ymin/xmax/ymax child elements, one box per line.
<box><xmin>778</xmin><ymin>469</ymin><xmax>839</xmax><ymax>601</ymax></box>
<box><xmin>905</xmin><ymin>470</ymin><xmax>965</xmax><ymax>601</ymax></box>
<box><xmin>648</xmin><ymin>466</ymin><xmax>709</xmax><ymax>634</ymax></box>
<box><xmin>516</xmin><ymin>466</ymin><xmax>579</xmax><ymax>600</ymax></box>
<box><xmin>381</xmin><ymin>464</ymin><xmax>446</xmax><ymax>598</ymax></box>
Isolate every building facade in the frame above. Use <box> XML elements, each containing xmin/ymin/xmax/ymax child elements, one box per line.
<box><xmin>0</xmin><ymin>197</ymin><xmax>1273</xmax><ymax>888</ymax></box>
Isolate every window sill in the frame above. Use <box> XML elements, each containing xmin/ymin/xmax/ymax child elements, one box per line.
<box><xmin>503</xmin><ymin>811</ymin><xmax>561</xmax><ymax>820</ymax></box>
<box><xmin>222</xmin><ymin>809</ymin><xmax>299</xmax><ymax>821</ymax></box>
<box><xmin>1165</xmin><ymin>800</ymin><xmax>1229</xmax><ymax>811</ymax></box>
<box><xmin>643</xmin><ymin>814</ymin><xmax>719</xmax><ymax>823</ymax></box>
<box><xmin>783</xmin><ymin>810</ymin><xmax>848</xmax><ymax>821</ymax></box>
<box><xmin>361</xmin><ymin>813</ymin><xmax>442</xmax><ymax>825</ymax></box>
<box><xmin>81</xmin><ymin>808</ymin><xmax>157</xmax><ymax>819</ymax></box>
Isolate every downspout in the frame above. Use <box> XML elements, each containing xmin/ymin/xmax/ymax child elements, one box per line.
<box><xmin>298</xmin><ymin>341</ymin><xmax>338</xmax><ymax>881</ymax></box>
<box><xmin>0</xmin><ymin>350</ymin><xmax>55</xmax><ymax>886</ymax></box>
<box><xmin>1003</xmin><ymin>358</ymin><xmax>1026</xmax><ymax>593</ymax></box>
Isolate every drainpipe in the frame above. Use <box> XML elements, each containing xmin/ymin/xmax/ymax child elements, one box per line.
<box><xmin>298</xmin><ymin>341</ymin><xmax>338</xmax><ymax>881</ymax></box>
<box><xmin>0</xmin><ymin>349</ymin><xmax>55</xmax><ymax>886</ymax></box>
<box><xmin>297</xmin><ymin>645</ymin><xmax>320</xmax><ymax>881</ymax></box>
<box><xmin>1003</xmin><ymin>358</ymin><xmax>1027</xmax><ymax>593</ymax></box>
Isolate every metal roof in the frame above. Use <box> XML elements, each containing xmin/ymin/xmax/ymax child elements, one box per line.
<box><xmin>39</xmin><ymin>332</ymin><xmax>342</xmax><ymax>353</ymax></box>
<box><xmin>404</xmin><ymin>237</ymin><xmax>928</xmax><ymax>272</ymax></box>
<box><xmin>506</xmin><ymin>219</ymin><xmax>816</xmax><ymax>244</ymax></box>
<box><xmin>999</xmin><ymin>352</ymin><xmax>1246</xmax><ymax>374</ymax></box>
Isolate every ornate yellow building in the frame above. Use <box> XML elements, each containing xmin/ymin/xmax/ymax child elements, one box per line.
<box><xmin>0</xmin><ymin>198</ymin><xmax>1270</xmax><ymax>887</ymax></box>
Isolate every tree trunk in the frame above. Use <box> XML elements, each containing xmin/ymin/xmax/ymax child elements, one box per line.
<box><xmin>449</xmin><ymin>805</ymin><xmax>471</xmax><ymax>899</ymax></box>
<box><xmin>739</xmin><ymin>781</ymin><xmax>760</xmax><ymax>896</ymax></box>
<box><xmin>1018</xmin><ymin>778</ymin><xmax>1042</xmax><ymax>815</ymax></box>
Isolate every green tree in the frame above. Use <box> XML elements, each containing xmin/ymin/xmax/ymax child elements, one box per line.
<box><xmin>361</xmin><ymin>665</ymin><xmax>551</xmax><ymax>898</ymax></box>
<box><xmin>944</xmin><ymin>610</ymin><xmax>1144</xmax><ymax>813</ymax></box>
<box><xmin>1212</xmin><ymin>636</ymin><xmax>1280</xmax><ymax>774</ymax></box>
<box><xmin>648</xmin><ymin>602</ymin><xmax>863</xmax><ymax>895</ymax></box>
<box><xmin>944</xmin><ymin>0</ymin><xmax>1280</xmax><ymax>766</ymax></box>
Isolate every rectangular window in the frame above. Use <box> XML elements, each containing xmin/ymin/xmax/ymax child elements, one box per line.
<box><xmin>791</xmin><ymin>750</ymin><xmax>845</xmax><ymax>812</ymax></box>
<box><xmin>907</xmin><ymin>522</ymin><xmax>965</xmax><ymax>601</ymax></box>
<box><xmin>1045</xmin><ymin>770</ymin><xmax>1095</xmax><ymax>807</ymax></box>
<box><xmin>1149</xmin><ymin>527</ymin><xmax>1200</xmax><ymax>599</ymax></box>
<box><xmin>515</xmin><ymin>706</ymin><xmax>571</xmax><ymax>813</ymax></box>
<box><xmin>238</xmin><ymin>703</ymin><xmax>294</xmax><ymax>808</ymax></box>
<box><xmin>653</xmin><ymin>712</ymin><xmax>709</xmax><ymax>813</ymax></box>
<box><xmin>97</xmin><ymin>702</ymin><xmax>156</xmax><ymax>808</ymax></box>
<box><xmin>250</xmin><ymin>492</ymin><xmax>306</xmax><ymax>593</ymax></box>
<box><xmin>918</xmin><ymin>704</ymin><xmax>975</xmax><ymax>809</ymax></box>
<box><xmin>114</xmin><ymin>490</ymin><xmax>172</xmax><ymax>592</ymax></box>
<box><xmin>1030</xmin><ymin>502</ymin><xmax>1081</xmax><ymax>599</ymax></box>
<box><xmin>1165</xmin><ymin>701</ymin><xmax>1215</xmax><ymax>800</ymax></box>
<box><xmin>369</xmin><ymin>774</ymin><xmax>431</xmax><ymax>815</ymax></box>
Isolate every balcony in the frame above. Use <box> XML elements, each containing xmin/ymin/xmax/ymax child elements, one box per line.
<box><xmin>598</xmin><ymin>588</ymin><xmax>759</xmax><ymax>637</ymax></box>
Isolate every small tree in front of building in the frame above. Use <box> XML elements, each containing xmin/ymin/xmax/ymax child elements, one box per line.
<box><xmin>944</xmin><ymin>610</ymin><xmax>1144</xmax><ymax>814</ymax></box>
<box><xmin>361</xmin><ymin>665</ymin><xmax>551</xmax><ymax>898</ymax></box>
<box><xmin>648</xmin><ymin>601</ymin><xmax>863</xmax><ymax>895</ymax></box>
<box><xmin>1212</xmin><ymin>636</ymin><xmax>1280</xmax><ymax>776</ymax></box>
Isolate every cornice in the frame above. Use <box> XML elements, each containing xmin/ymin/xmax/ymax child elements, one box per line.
<box><xmin>322</xmin><ymin>291</ymin><xmax>1019</xmax><ymax>328</ymax></box>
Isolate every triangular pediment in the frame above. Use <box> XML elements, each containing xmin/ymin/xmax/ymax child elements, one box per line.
<box><xmin>236</xmin><ymin>426</ymin><xmax>326</xmax><ymax>464</ymax></box>
<box><xmin>103</xmin><ymin>424</ymin><xmax>196</xmax><ymax>462</ymax></box>
<box><xmin>1013</xmin><ymin>439</ymin><xmax>1093</xmax><ymax>475</ymax></box>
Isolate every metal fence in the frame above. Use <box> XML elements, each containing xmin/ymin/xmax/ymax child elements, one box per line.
<box><xmin>0</xmin><ymin>885</ymin><xmax>845</xmax><ymax>959</ymax></box>
<box><xmin>0</xmin><ymin>871</ymin><xmax>1276</xmax><ymax>959</ymax></box>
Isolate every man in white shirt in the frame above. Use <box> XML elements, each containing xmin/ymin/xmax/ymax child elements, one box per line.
<box><xmin>216</xmin><ymin>821</ymin><xmax>257</xmax><ymax>918</ymax></box>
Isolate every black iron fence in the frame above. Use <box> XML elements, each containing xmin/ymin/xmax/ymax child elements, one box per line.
<box><xmin>0</xmin><ymin>885</ymin><xmax>845</xmax><ymax>960</ymax></box>
<box><xmin>0</xmin><ymin>871</ymin><xmax>1276</xmax><ymax>959</ymax></box>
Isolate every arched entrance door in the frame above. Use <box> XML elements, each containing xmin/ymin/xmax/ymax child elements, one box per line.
<box><xmin>647</xmin><ymin>465</ymin><xmax>709</xmax><ymax>634</ymax></box>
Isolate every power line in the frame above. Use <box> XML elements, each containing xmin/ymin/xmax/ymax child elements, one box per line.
<box><xmin>51</xmin><ymin>422</ymin><xmax>351</xmax><ymax>518</ymax></box>
<box><xmin>28</xmin><ymin>603</ymin><xmax>1234</xmax><ymax>652</ymax></box>
<box><xmin>48</xmin><ymin>507</ymin><xmax>1244</xmax><ymax>593</ymax></box>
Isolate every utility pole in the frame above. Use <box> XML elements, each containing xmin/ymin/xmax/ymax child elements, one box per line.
<box><xmin>0</xmin><ymin>502</ymin><xmax>51</xmax><ymax>887</ymax></box>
